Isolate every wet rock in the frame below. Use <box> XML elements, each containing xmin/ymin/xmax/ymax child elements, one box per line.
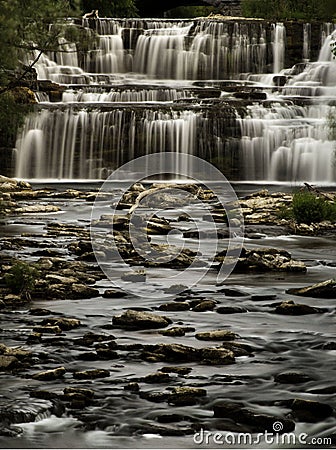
<box><xmin>217</xmin><ymin>247</ymin><xmax>306</xmax><ymax>273</ymax></box>
<box><xmin>73</xmin><ymin>369</ymin><xmax>110</xmax><ymax>379</ymax></box>
<box><xmin>30</xmin><ymin>390</ymin><xmax>60</xmax><ymax>400</ymax></box>
<box><xmin>291</xmin><ymin>399</ymin><xmax>333</xmax><ymax>422</ymax></box>
<box><xmin>63</xmin><ymin>386</ymin><xmax>95</xmax><ymax>401</ymax></box>
<box><xmin>168</xmin><ymin>387</ymin><xmax>207</xmax><ymax>406</ymax></box>
<box><xmin>95</xmin><ymin>346</ymin><xmax>119</xmax><ymax>359</ymax></box>
<box><xmin>220</xmin><ymin>288</ymin><xmax>249</xmax><ymax>297</ymax></box>
<box><xmin>124</xmin><ymin>382</ymin><xmax>140</xmax><ymax>392</ymax></box>
<box><xmin>14</xmin><ymin>204</ymin><xmax>60</xmax><ymax>214</ymax></box>
<box><xmin>213</xmin><ymin>401</ymin><xmax>295</xmax><ymax>433</ymax></box>
<box><xmin>195</xmin><ymin>330</ymin><xmax>237</xmax><ymax>341</ymax></box>
<box><xmin>274</xmin><ymin>300</ymin><xmax>325</xmax><ymax>315</ymax></box>
<box><xmin>45</xmin><ymin>274</ymin><xmax>78</xmax><ymax>285</ymax></box>
<box><xmin>102</xmin><ymin>288</ymin><xmax>128</xmax><ymax>298</ymax></box>
<box><xmin>69</xmin><ymin>284</ymin><xmax>99</xmax><ymax>299</ymax></box>
<box><xmin>112</xmin><ymin>309</ymin><xmax>172</xmax><ymax>330</ymax></box>
<box><xmin>29</xmin><ymin>308</ymin><xmax>53</xmax><ymax>316</ymax></box>
<box><xmin>159</xmin><ymin>301</ymin><xmax>190</xmax><ymax>311</ymax></box>
<box><xmin>121</xmin><ymin>271</ymin><xmax>146</xmax><ymax>282</ymax></box>
<box><xmin>220</xmin><ymin>342</ymin><xmax>254</xmax><ymax>357</ymax></box>
<box><xmin>139</xmin><ymin>391</ymin><xmax>169</xmax><ymax>403</ymax></box>
<box><xmin>160</xmin><ymin>366</ymin><xmax>192</xmax><ymax>375</ymax></box>
<box><xmin>199</xmin><ymin>348</ymin><xmax>235</xmax><ymax>365</ymax></box>
<box><xmin>26</xmin><ymin>332</ymin><xmax>42</xmax><ymax>344</ymax></box>
<box><xmin>39</xmin><ymin>317</ymin><xmax>81</xmax><ymax>331</ymax></box>
<box><xmin>32</xmin><ymin>366</ymin><xmax>66</xmax><ymax>381</ymax></box>
<box><xmin>142</xmin><ymin>372</ymin><xmax>171</xmax><ymax>383</ymax></box>
<box><xmin>160</xmin><ymin>326</ymin><xmax>194</xmax><ymax>337</ymax></box>
<box><xmin>287</xmin><ymin>279</ymin><xmax>336</xmax><ymax>299</ymax></box>
<box><xmin>74</xmin><ymin>332</ymin><xmax>115</xmax><ymax>346</ymax></box>
<box><xmin>0</xmin><ymin>355</ymin><xmax>19</xmax><ymax>370</ymax></box>
<box><xmin>156</xmin><ymin>413</ymin><xmax>186</xmax><ymax>423</ymax></box>
<box><xmin>275</xmin><ymin>371</ymin><xmax>313</xmax><ymax>384</ymax></box>
<box><xmin>192</xmin><ymin>299</ymin><xmax>216</xmax><ymax>312</ymax></box>
<box><xmin>33</xmin><ymin>325</ymin><xmax>62</xmax><ymax>334</ymax></box>
<box><xmin>216</xmin><ymin>306</ymin><xmax>248</xmax><ymax>314</ymax></box>
<box><xmin>142</xmin><ymin>343</ymin><xmax>198</xmax><ymax>363</ymax></box>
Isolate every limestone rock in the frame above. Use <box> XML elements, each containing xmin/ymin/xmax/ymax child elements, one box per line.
<box><xmin>32</xmin><ymin>366</ymin><xmax>66</xmax><ymax>381</ymax></box>
<box><xmin>287</xmin><ymin>279</ymin><xmax>336</xmax><ymax>299</ymax></box>
<box><xmin>291</xmin><ymin>399</ymin><xmax>333</xmax><ymax>422</ymax></box>
<box><xmin>195</xmin><ymin>330</ymin><xmax>237</xmax><ymax>341</ymax></box>
<box><xmin>73</xmin><ymin>369</ymin><xmax>110</xmax><ymax>379</ymax></box>
<box><xmin>112</xmin><ymin>310</ymin><xmax>172</xmax><ymax>329</ymax></box>
<box><xmin>274</xmin><ymin>300</ymin><xmax>325</xmax><ymax>315</ymax></box>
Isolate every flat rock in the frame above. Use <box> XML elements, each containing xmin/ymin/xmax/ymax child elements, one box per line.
<box><xmin>199</xmin><ymin>347</ymin><xmax>235</xmax><ymax>365</ymax></box>
<box><xmin>112</xmin><ymin>310</ymin><xmax>172</xmax><ymax>329</ymax></box>
<box><xmin>40</xmin><ymin>317</ymin><xmax>81</xmax><ymax>331</ymax></box>
<box><xmin>287</xmin><ymin>279</ymin><xmax>336</xmax><ymax>299</ymax></box>
<box><xmin>102</xmin><ymin>288</ymin><xmax>128</xmax><ymax>298</ymax></box>
<box><xmin>32</xmin><ymin>366</ymin><xmax>66</xmax><ymax>381</ymax></box>
<box><xmin>195</xmin><ymin>330</ymin><xmax>237</xmax><ymax>341</ymax></box>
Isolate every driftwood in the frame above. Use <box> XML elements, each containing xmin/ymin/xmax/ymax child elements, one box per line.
<box><xmin>302</xmin><ymin>183</ymin><xmax>334</xmax><ymax>201</ymax></box>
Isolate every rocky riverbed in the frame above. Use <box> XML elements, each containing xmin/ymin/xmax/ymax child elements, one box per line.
<box><xmin>0</xmin><ymin>176</ymin><xmax>335</xmax><ymax>448</ymax></box>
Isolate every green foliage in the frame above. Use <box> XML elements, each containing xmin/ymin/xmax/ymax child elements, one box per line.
<box><xmin>241</xmin><ymin>0</ymin><xmax>336</xmax><ymax>20</ymax></box>
<box><xmin>291</xmin><ymin>191</ymin><xmax>336</xmax><ymax>224</ymax></box>
<box><xmin>0</xmin><ymin>92</ymin><xmax>32</xmax><ymax>147</ymax></box>
<box><xmin>165</xmin><ymin>6</ymin><xmax>216</xmax><ymax>18</ymax></box>
<box><xmin>81</xmin><ymin>0</ymin><xmax>138</xmax><ymax>17</ymax></box>
<box><xmin>4</xmin><ymin>261</ymin><xmax>40</xmax><ymax>300</ymax></box>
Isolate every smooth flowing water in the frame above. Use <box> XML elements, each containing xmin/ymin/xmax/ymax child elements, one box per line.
<box><xmin>12</xmin><ymin>18</ymin><xmax>336</xmax><ymax>183</ymax></box>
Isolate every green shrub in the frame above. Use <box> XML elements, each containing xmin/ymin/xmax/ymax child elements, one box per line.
<box><xmin>292</xmin><ymin>191</ymin><xmax>336</xmax><ymax>224</ymax></box>
<box><xmin>4</xmin><ymin>261</ymin><xmax>40</xmax><ymax>300</ymax></box>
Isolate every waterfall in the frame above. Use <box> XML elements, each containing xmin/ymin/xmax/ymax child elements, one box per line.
<box><xmin>272</xmin><ymin>23</ymin><xmax>285</xmax><ymax>73</ymax></box>
<box><xmin>13</xmin><ymin>19</ymin><xmax>336</xmax><ymax>183</ymax></box>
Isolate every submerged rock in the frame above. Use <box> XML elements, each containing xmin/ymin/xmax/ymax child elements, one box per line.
<box><xmin>73</xmin><ymin>369</ymin><xmax>110</xmax><ymax>379</ymax></box>
<box><xmin>274</xmin><ymin>371</ymin><xmax>313</xmax><ymax>384</ymax></box>
<box><xmin>287</xmin><ymin>279</ymin><xmax>336</xmax><ymax>299</ymax></box>
<box><xmin>112</xmin><ymin>309</ymin><xmax>172</xmax><ymax>330</ymax></box>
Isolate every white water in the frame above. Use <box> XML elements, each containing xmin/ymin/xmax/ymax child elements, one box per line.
<box><xmin>14</xmin><ymin>19</ymin><xmax>336</xmax><ymax>182</ymax></box>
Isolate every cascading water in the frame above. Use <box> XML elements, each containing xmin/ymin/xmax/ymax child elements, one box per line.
<box><xmin>13</xmin><ymin>18</ymin><xmax>336</xmax><ymax>182</ymax></box>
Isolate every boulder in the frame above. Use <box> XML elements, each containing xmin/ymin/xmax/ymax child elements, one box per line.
<box><xmin>0</xmin><ymin>355</ymin><xmax>19</xmax><ymax>370</ymax></box>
